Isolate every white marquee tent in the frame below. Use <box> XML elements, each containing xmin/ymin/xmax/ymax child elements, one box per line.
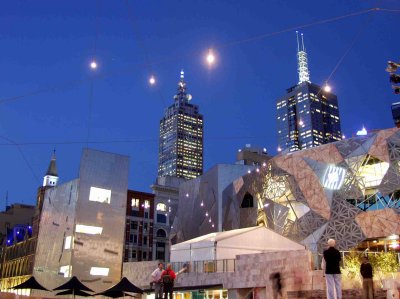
<box><xmin>171</xmin><ymin>226</ymin><xmax>305</xmax><ymax>262</ymax></box>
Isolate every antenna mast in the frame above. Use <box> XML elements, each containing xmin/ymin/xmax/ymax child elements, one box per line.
<box><xmin>296</xmin><ymin>32</ymin><xmax>311</xmax><ymax>84</ymax></box>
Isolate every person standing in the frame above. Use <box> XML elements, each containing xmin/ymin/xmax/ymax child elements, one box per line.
<box><xmin>323</xmin><ymin>239</ymin><xmax>342</xmax><ymax>299</ymax></box>
<box><xmin>360</xmin><ymin>256</ymin><xmax>374</xmax><ymax>299</ymax></box>
<box><xmin>161</xmin><ymin>263</ymin><xmax>176</xmax><ymax>299</ymax></box>
<box><xmin>270</xmin><ymin>272</ymin><xmax>283</xmax><ymax>299</ymax></box>
<box><xmin>151</xmin><ymin>262</ymin><xmax>164</xmax><ymax>299</ymax></box>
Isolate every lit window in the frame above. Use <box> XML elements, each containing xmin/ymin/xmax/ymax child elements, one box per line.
<box><xmin>90</xmin><ymin>267</ymin><xmax>109</xmax><ymax>276</ymax></box>
<box><xmin>157</xmin><ymin>203</ymin><xmax>167</xmax><ymax>211</ymax></box>
<box><xmin>76</xmin><ymin>224</ymin><xmax>103</xmax><ymax>235</ymax></box>
<box><xmin>89</xmin><ymin>187</ymin><xmax>111</xmax><ymax>204</ymax></box>
<box><xmin>144</xmin><ymin>200</ymin><xmax>150</xmax><ymax>209</ymax></box>
<box><xmin>64</xmin><ymin>236</ymin><xmax>72</xmax><ymax>250</ymax></box>
<box><xmin>59</xmin><ymin>265</ymin><xmax>71</xmax><ymax>278</ymax></box>
<box><xmin>323</xmin><ymin>165</ymin><xmax>346</xmax><ymax>190</ymax></box>
<box><xmin>131</xmin><ymin>198</ymin><xmax>140</xmax><ymax>208</ymax></box>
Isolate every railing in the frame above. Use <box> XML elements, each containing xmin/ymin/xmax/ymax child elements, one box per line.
<box><xmin>172</xmin><ymin>259</ymin><xmax>235</xmax><ymax>274</ymax></box>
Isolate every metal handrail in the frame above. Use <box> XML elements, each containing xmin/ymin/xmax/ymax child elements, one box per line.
<box><xmin>172</xmin><ymin>259</ymin><xmax>236</xmax><ymax>274</ymax></box>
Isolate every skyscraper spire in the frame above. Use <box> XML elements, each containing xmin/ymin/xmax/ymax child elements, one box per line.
<box><xmin>175</xmin><ymin>69</ymin><xmax>192</xmax><ymax>103</ymax></box>
<box><xmin>296</xmin><ymin>31</ymin><xmax>311</xmax><ymax>84</ymax></box>
<box><xmin>158</xmin><ymin>70</ymin><xmax>203</xmax><ymax>179</ymax></box>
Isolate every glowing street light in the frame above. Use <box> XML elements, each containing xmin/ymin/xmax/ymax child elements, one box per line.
<box><xmin>324</xmin><ymin>83</ymin><xmax>332</xmax><ymax>93</ymax></box>
<box><xmin>90</xmin><ymin>61</ymin><xmax>98</xmax><ymax>69</ymax></box>
<box><xmin>149</xmin><ymin>75</ymin><xmax>156</xmax><ymax>85</ymax></box>
<box><xmin>206</xmin><ymin>49</ymin><xmax>215</xmax><ymax>65</ymax></box>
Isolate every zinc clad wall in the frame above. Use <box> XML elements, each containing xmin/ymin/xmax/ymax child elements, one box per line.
<box><xmin>73</xmin><ymin>149</ymin><xmax>129</xmax><ymax>291</ymax></box>
<box><xmin>33</xmin><ymin>179</ymin><xmax>79</xmax><ymax>289</ymax></box>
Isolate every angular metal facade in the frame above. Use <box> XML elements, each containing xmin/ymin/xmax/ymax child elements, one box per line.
<box><xmin>33</xmin><ymin>149</ymin><xmax>129</xmax><ymax>291</ymax></box>
<box><xmin>173</xmin><ymin>128</ymin><xmax>400</xmax><ymax>252</ymax></box>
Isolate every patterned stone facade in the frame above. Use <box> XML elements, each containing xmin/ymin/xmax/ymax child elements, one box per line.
<box><xmin>173</xmin><ymin>128</ymin><xmax>400</xmax><ymax>252</ymax></box>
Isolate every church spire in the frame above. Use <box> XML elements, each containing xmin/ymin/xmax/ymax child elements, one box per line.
<box><xmin>296</xmin><ymin>31</ymin><xmax>311</xmax><ymax>84</ymax></box>
<box><xmin>43</xmin><ymin>150</ymin><xmax>59</xmax><ymax>187</ymax></box>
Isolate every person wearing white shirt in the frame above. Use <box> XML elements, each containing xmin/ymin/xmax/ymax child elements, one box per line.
<box><xmin>151</xmin><ymin>263</ymin><xmax>164</xmax><ymax>299</ymax></box>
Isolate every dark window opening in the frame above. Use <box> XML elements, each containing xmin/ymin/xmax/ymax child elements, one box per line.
<box><xmin>241</xmin><ymin>192</ymin><xmax>254</xmax><ymax>208</ymax></box>
<box><xmin>157</xmin><ymin>214</ymin><xmax>167</xmax><ymax>223</ymax></box>
<box><xmin>156</xmin><ymin>229</ymin><xmax>167</xmax><ymax>238</ymax></box>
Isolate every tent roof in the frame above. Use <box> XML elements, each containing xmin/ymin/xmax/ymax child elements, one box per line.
<box><xmin>173</xmin><ymin>226</ymin><xmax>259</xmax><ymax>249</ymax></box>
<box><xmin>95</xmin><ymin>277</ymin><xmax>143</xmax><ymax>296</ymax></box>
<box><xmin>171</xmin><ymin>225</ymin><xmax>305</xmax><ymax>252</ymax></box>
<box><xmin>53</xmin><ymin>276</ymin><xmax>94</xmax><ymax>292</ymax></box>
<box><xmin>12</xmin><ymin>276</ymin><xmax>48</xmax><ymax>291</ymax></box>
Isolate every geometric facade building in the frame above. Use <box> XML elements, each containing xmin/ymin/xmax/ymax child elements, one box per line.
<box><xmin>172</xmin><ymin>128</ymin><xmax>400</xmax><ymax>253</ymax></box>
<box><xmin>171</xmin><ymin>164</ymin><xmax>254</xmax><ymax>243</ymax></box>
<box><xmin>33</xmin><ymin>148</ymin><xmax>129</xmax><ymax>292</ymax></box>
<box><xmin>277</xmin><ymin>33</ymin><xmax>342</xmax><ymax>152</ymax></box>
<box><xmin>158</xmin><ymin>70</ymin><xmax>204</xmax><ymax>179</ymax></box>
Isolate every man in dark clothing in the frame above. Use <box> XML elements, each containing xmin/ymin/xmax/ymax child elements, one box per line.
<box><xmin>323</xmin><ymin>238</ymin><xmax>342</xmax><ymax>299</ymax></box>
<box><xmin>360</xmin><ymin>256</ymin><xmax>374</xmax><ymax>299</ymax></box>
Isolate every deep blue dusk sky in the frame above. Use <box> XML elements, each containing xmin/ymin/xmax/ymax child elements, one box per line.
<box><xmin>0</xmin><ymin>1</ymin><xmax>399</xmax><ymax>208</ymax></box>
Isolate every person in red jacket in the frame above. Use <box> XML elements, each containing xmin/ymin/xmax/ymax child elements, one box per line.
<box><xmin>161</xmin><ymin>264</ymin><xmax>176</xmax><ymax>299</ymax></box>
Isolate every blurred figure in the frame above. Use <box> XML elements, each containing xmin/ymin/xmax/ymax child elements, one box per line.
<box><xmin>360</xmin><ymin>256</ymin><xmax>374</xmax><ymax>299</ymax></box>
<box><xmin>270</xmin><ymin>272</ymin><xmax>283</xmax><ymax>299</ymax></box>
<box><xmin>323</xmin><ymin>239</ymin><xmax>342</xmax><ymax>299</ymax></box>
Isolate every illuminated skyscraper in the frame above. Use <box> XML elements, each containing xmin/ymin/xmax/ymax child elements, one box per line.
<box><xmin>158</xmin><ymin>70</ymin><xmax>203</xmax><ymax>179</ymax></box>
<box><xmin>391</xmin><ymin>102</ymin><xmax>400</xmax><ymax>128</ymax></box>
<box><xmin>276</xmin><ymin>32</ymin><xmax>342</xmax><ymax>152</ymax></box>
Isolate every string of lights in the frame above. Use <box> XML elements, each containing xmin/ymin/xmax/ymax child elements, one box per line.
<box><xmin>0</xmin><ymin>7</ymin><xmax>397</xmax><ymax>107</ymax></box>
<box><xmin>123</xmin><ymin>0</ymin><xmax>166</xmax><ymax>107</ymax></box>
<box><xmin>319</xmin><ymin>6</ymin><xmax>377</xmax><ymax>95</ymax></box>
<box><xmin>0</xmin><ymin>135</ymin><xmax>40</xmax><ymax>184</ymax></box>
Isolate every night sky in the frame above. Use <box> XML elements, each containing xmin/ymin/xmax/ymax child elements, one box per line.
<box><xmin>0</xmin><ymin>1</ymin><xmax>399</xmax><ymax>208</ymax></box>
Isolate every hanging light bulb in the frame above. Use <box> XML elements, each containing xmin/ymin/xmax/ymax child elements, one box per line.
<box><xmin>262</xmin><ymin>162</ymin><xmax>266</xmax><ymax>167</ymax></box>
<box><xmin>324</xmin><ymin>83</ymin><xmax>332</xmax><ymax>92</ymax></box>
<box><xmin>256</xmin><ymin>168</ymin><xmax>260</xmax><ymax>172</ymax></box>
<box><xmin>209</xmin><ymin>218</ymin><xmax>211</xmax><ymax>223</ymax></box>
<box><xmin>205</xmin><ymin>212</ymin><xmax>208</xmax><ymax>217</ymax></box>
<box><xmin>185</xmin><ymin>193</ymin><xmax>189</xmax><ymax>198</ymax></box>
<box><xmin>299</xmin><ymin>119</ymin><xmax>304</xmax><ymax>126</ymax></box>
<box><xmin>277</xmin><ymin>146</ymin><xmax>282</xmax><ymax>152</ymax></box>
<box><xmin>149</xmin><ymin>75</ymin><xmax>156</xmax><ymax>85</ymax></box>
<box><xmin>247</xmin><ymin>170</ymin><xmax>251</xmax><ymax>174</ymax></box>
<box><xmin>200</xmin><ymin>201</ymin><xmax>204</xmax><ymax>207</ymax></box>
<box><xmin>212</xmin><ymin>224</ymin><xmax>215</xmax><ymax>228</ymax></box>
<box><xmin>206</xmin><ymin>49</ymin><xmax>215</xmax><ymax>65</ymax></box>
<box><xmin>90</xmin><ymin>60</ymin><xmax>98</xmax><ymax>69</ymax></box>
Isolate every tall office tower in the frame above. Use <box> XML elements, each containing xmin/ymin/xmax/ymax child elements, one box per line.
<box><xmin>276</xmin><ymin>32</ymin><xmax>342</xmax><ymax>152</ymax></box>
<box><xmin>391</xmin><ymin>102</ymin><xmax>400</xmax><ymax>128</ymax></box>
<box><xmin>158</xmin><ymin>70</ymin><xmax>204</xmax><ymax>179</ymax></box>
